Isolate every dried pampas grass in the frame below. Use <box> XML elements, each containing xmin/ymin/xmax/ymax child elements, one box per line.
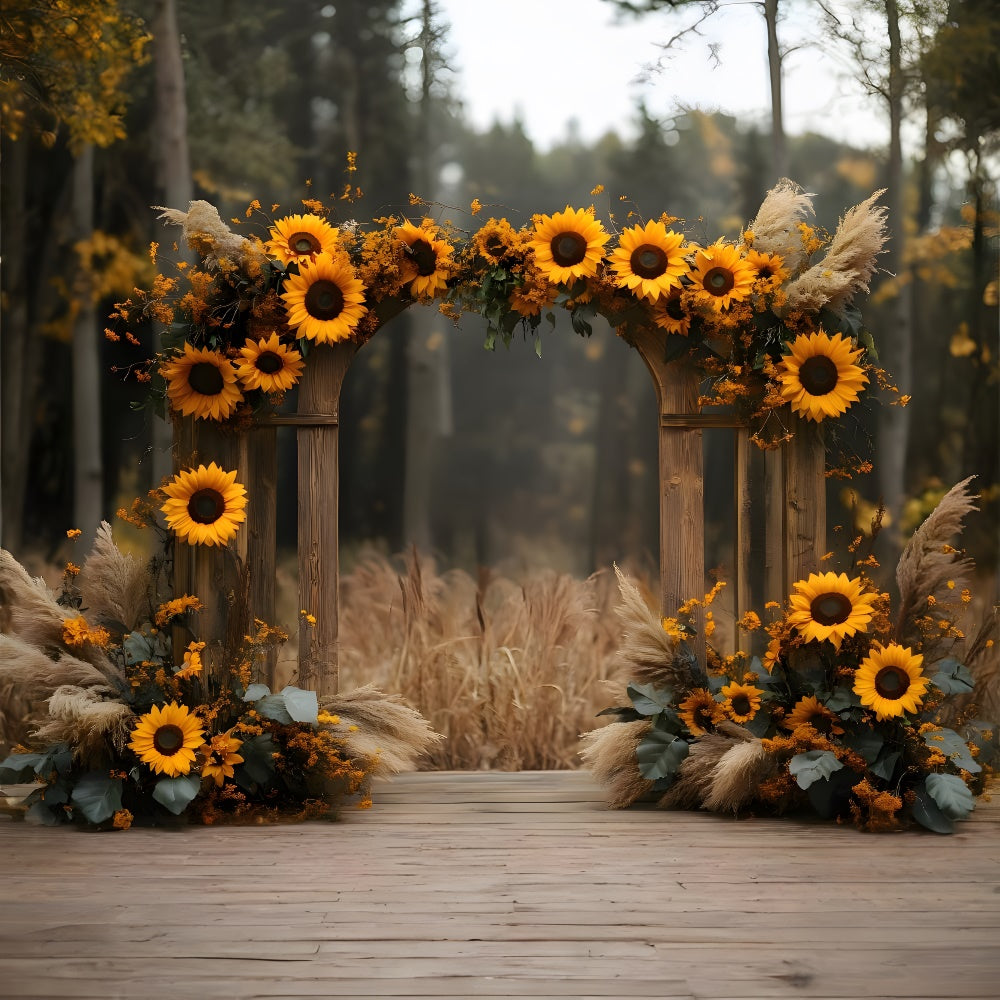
<box><xmin>79</xmin><ymin>521</ymin><xmax>152</xmax><ymax>632</ymax></box>
<box><xmin>701</xmin><ymin>737</ymin><xmax>776</xmax><ymax>814</ymax></box>
<box><xmin>0</xmin><ymin>550</ymin><xmax>66</xmax><ymax>654</ymax></box>
<box><xmin>579</xmin><ymin>719</ymin><xmax>653</xmax><ymax>808</ymax></box>
<box><xmin>784</xmin><ymin>190</ymin><xmax>888</xmax><ymax>316</ymax></box>
<box><xmin>658</xmin><ymin>731</ymin><xmax>742</xmax><ymax>810</ymax></box>
<box><xmin>154</xmin><ymin>200</ymin><xmax>266</xmax><ymax>271</ymax></box>
<box><xmin>320</xmin><ymin>684</ymin><xmax>442</xmax><ymax>777</ymax></box>
<box><xmin>895</xmin><ymin>476</ymin><xmax>978</xmax><ymax>649</ymax></box>
<box><xmin>612</xmin><ymin>565</ymin><xmax>696</xmax><ymax>693</ymax></box>
<box><xmin>33</xmin><ymin>686</ymin><xmax>135</xmax><ymax>766</ymax></box>
<box><xmin>747</xmin><ymin>178</ymin><xmax>816</xmax><ymax>274</ymax></box>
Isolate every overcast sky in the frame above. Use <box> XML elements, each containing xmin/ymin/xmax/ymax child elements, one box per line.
<box><xmin>428</xmin><ymin>0</ymin><xmax>887</xmax><ymax>152</ymax></box>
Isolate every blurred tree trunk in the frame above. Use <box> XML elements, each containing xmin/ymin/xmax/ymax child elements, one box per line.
<box><xmin>0</xmin><ymin>138</ymin><xmax>33</xmax><ymax>554</ymax></box>
<box><xmin>152</xmin><ymin>0</ymin><xmax>193</xmax><ymax>484</ymax></box>
<box><xmin>71</xmin><ymin>145</ymin><xmax>103</xmax><ymax>549</ymax></box>
<box><xmin>877</xmin><ymin>0</ymin><xmax>911</xmax><ymax>537</ymax></box>
<box><xmin>764</xmin><ymin>0</ymin><xmax>787</xmax><ymax>179</ymax></box>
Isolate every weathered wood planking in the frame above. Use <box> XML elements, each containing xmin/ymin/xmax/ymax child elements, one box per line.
<box><xmin>1</xmin><ymin>770</ymin><xmax>998</xmax><ymax>999</ymax></box>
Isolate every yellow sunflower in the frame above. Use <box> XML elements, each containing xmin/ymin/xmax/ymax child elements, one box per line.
<box><xmin>651</xmin><ymin>286</ymin><xmax>692</xmax><ymax>335</ymax></box>
<box><xmin>471</xmin><ymin>217</ymin><xmax>523</xmax><ymax>266</ymax></box>
<box><xmin>787</xmin><ymin>571</ymin><xmax>875</xmax><ymax>649</ymax></box>
<box><xmin>266</xmin><ymin>213</ymin><xmax>339</xmax><ymax>266</ymax></box>
<box><xmin>530</xmin><ymin>206</ymin><xmax>609</xmax><ymax>285</ymax></box>
<box><xmin>161</xmin><ymin>343</ymin><xmax>243</xmax><ymax>421</ymax></box>
<box><xmin>677</xmin><ymin>688</ymin><xmax>724</xmax><ymax>736</ymax></box>
<box><xmin>777</xmin><ymin>330</ymin><xmax>869</xmax><ymax>422</ymax></box>
<box><xmin>720</xmin><ymin>681</ymin><xmax>764</xmax><ymax>724</ymax></box>
<box><xmin>281</xmin><ymin>252</ymin><xmax>368</xmax><ymax>343</ymax></box>
<box><xmin>609</xmin><ymin>221</ymin><xmax>690</xmax><ymax>302</ymax></box>
<box><xmin>853</xmin><ymin>642</ymin><xmax>928</xmax><ymax>721</ymax></box>
<box><xmin>396</xmin><ymin>220</ymin><xmax>455</xmax><ymax>298</ymax></box>
<box><xmin>745</xmin><ymin>248</ymin><xmax>789</xmax><ymax>289</ymax></box>
<box><xmin>128</xmin><ymin>702</ymin><xmax>206</xmax><ymax>778</ymax></box>
<box><xmin>782</xmin><ymin>695</ymin><xmax>845</xmax><ymax>735</ymax></box>
<box><xmin>200</xmin><ymin>730</ymin><xmax>245</xmax><ymax>787</ymax></box>
<box><xmin>689</xmin><ymin>242</ymin><xmax>756</xmax><ymax>311</ymax></box>
<box><xmin>161</xmin><ymin>462</ymin><xmax>248</xmax><ymax>547</ymax></box>
<box><xmin>235</xmin><ymin>333</ymin><xmax>305</xmax><ymax>393</ymax></box>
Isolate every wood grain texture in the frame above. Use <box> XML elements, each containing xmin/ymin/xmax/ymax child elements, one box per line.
<box><xmin>295</xmin><ymin>340</ymin><xmax>358</xmax><ymax>697</ymax></box>
<box><xmin>783</xmin><ymin>416</ymin><xmax>827</xmax><ymax>587</ymax></box>
<box><xmin>0</xmin><ymin>770</ymin><xmax>997</xmax><ymax>1000</ymax></box>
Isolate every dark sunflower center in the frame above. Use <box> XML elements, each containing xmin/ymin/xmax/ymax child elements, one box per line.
<box><xmin>703</xmin><ymin>266</ymin><xmax>735</xmax><ymax>295</ymax></box>
<box><xmin>758</xmin><ymin>265</ymin><xmax>775</xmax><ymax>279</ymax></box>
<box><xmin>188</xmin><ymin>361</ymin><xmax>225</xmax><ymax>396</ymax></box>
<box><xmin>255</xmin><ymin>350</ymin><xmax>284</xmax><ymax>375</ymax></box>
<box><xmin>694</xmin><ymin>705</ymin><xmax>715</xmax><ymax>726</ymax></box>
<box><xmin>289</xmin><ymin>231</ymin><xmax>321</xmax><ymax>256</ymax></box>
<box><xmin>799</xmin><ymin>355</ymin><xmax>840</xmax><ymax>396</ymax></box>
<box><xmin>485</xmin><ymin>236</ymin><xmax>506</xmax><ymax>258</ymax></box>
<box><xmin>807</xmin><ymin>712</ymin><xmax>833</xmax><ymax>734</ymax></box>
<box><xmin>630</xmin><ymin>243</ymin><xmax>668</xmax><ymax>279</ymax></box>
<box><xmin>810</xmin><ymin>592</ymin><xmax>853</xmax><ymax>626</ymax></box>
<box><xmin>408</xmin><ymin>238</ymin><xmax>438</xmax><ymax>277</ymax></box>
<box><xmin>187</xmin><ymin>487</ymin><xmax>226</xmax><ymax>525</ymax></box>
<box><xmin>551</xmin><ymin>231</ymin><xmax>587</xmax><ymax>268</ymax></box>
<box><xmin>153</xmin><ymin>724</ymin><xmax>185</xmax><ymax>756</ymax></box>
<box><xmin>304</xmin><ymin>279</ymin><xmax>345</xmax><ymax>320</ymax></box>
<box><xmin>665</xmin><ymin>295</ymin><xmax>686</xmax><ymax>321</ymax></box>
<box><xmin>874</xmin><ymin>665</ymin><xmax>911</xmax><ymax>699</ymax></box>
<box><xmin>731</xmin><ymin>694</ymin><xmax>752</xmax><ymax>715</ymax></box>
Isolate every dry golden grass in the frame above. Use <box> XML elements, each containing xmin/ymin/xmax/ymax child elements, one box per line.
<box><xmin>321</xmin><ymin>550</ymin><xmax>625</xmax><ymax>771</ymax></box>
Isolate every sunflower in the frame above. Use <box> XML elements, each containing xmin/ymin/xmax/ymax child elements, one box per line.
<box><xmin>200</xmin><ymin>731</ymin><xmax>245</xmax><ymax>787</ymax></box>
<box><xmin>128</xmin><ymin>702</ymin><xmax>206</xmax><ymax>778</ymax></box>
<box><xmin>853</xmin><ymin>642</ymin><xmax>928</xmax><ymax>721</ymax></box>
<box><xmin>677</xmin><ymin>688</ymin><xmax>724</xmax><ymax>736</ymax></box>
<box><xmin>281</xmin><ymin>252</ymin><xmax>368</xmax><ymax>343</ymax></box>
<box><xmin>161</xmin><ymin>343</ymin><xmax>243</xmax><ymax>421</ymax></box>
<box><xmin>161</xmin><ymin>462</ymin><xmax>248</xmax><ymax>547</ymax></box>
<box><xmin>745</xmin><ymin>248</ymin><xmax>789</xmax><ymax>289</ymax></box>
<box><xmin>530</xmin><ymin>206</ymin><xmax>609</xmax><ymax>285</ymax></box>
<box><xmin>782</xmin><ymin>695</ymin><xmax>845</xmax><ymax>735</ymax></box>
<box><xmin>471</xmin><ymin>217</ymin><xmax>523</xmax><ymax>266</ymax></box>
<box><xmin>396</xmin><ymin>220</ymin><xmax>455</xmax><ymax>298</ymax></box>
<box><xmin>787</xmin><ymin>571</ymin><xmax>875</xmax><ymax>649</ymax></box>
<box><xmin>266</xmin><ymin>213</ymin><xmax>339</xmax><ymax>266</ymax></box>
<box><xmin>689</xmin><ymin>242</ymin><xmax>756</xmax><ymax>311</ymax></box>
<box><xmin>777</xmin><ymin>330</ymin><xmax>869</xmax><ymax>422</ymax></box>
<box><xmin>720</xmin><ymin>681</ymin><xmax>764</xmax><ymax>724</ymax></box>
<box><xmin>235</xmin><ymin>333</ymin><xmax>305</xmax><ymax>393</ymax></box>
<box><xmin>609</xmin><ymin>221</ymin><xmax>690</xmax><ymax>302</ymax></box>
<box><xmin>651</xmin><ymin>286</ymin><xmax>692</xmax><ymax>335</ymax></box>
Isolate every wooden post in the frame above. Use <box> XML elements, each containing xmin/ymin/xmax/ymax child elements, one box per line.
<box><xmin>734</xmin><ymin>426</ymin><xmax>752</xmax><ymax>647</ymax></box>
<box><xmin>630</xmin><ymin>327</ymin><xmax>706</xmax><ymax>665</ymax></box>
<box><xmin>285</xmin><ymin>340</ymin><xmax>358</xmax><ymax>698</ymax></box>
<box><xmin>783</xmin><ymin>416</ymin><xmax>826</xmax><ymax>587</ymax></box>
<box><xmin>246</xmin><ymin>424</ymin><xmax>277</xmax><ymax>686</ymax></box>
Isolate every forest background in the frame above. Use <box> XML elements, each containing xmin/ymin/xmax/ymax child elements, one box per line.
<box><xmin>1</xmin><ymin>1</ymin><xmax>998</xmax><ymax>762</ymax></box>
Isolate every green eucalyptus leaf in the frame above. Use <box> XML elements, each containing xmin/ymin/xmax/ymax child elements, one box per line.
<box><xmin>746</xmin><ymin>656</ymin><xmax>778</xmax><ymax>688</ymax></box>
<box><xmin>930</xmin><ymin>658</ymin><xmax>975</xmax><ymax>695</ymax></box>
<box><xmin>280</xmin><ymin>685</ymin><xmax>318</xmax><ymax>725</ymax></box>
<box><xmin>806</xmin><ymin>767</ymin><xmax>857</xmax><ymax>820</ymax></box>
<box><xmin>788</xmin><ymin>750</ymin><xmax>844</xmax><ymax>790</ymax></box>
<box><xmin>152</xmin><ymin>774</ymin><xmax>202</xmax><ymax>815</ymax></box>
<box><xmin>742</xmin><ymin>707</ymin><xmax>773</xmax><ymax>737</ymax></box>
<box><xmin>923</xmin><ymin>727</ymin><xmax>981</xmax><ymax>774</ymax></box>
<box><xmin>243</xmin><ymin>683</ymin><xmax>271</xmax><ymax>702</ymax></box>
<box><xmin>70</xmin><ymin>773</ymin><xmax>123</xmax><ymax>825</ymax></box>
<box><xmin>636</xmin><ymin>729</ymin><xmax>689</xmax><ymax>781</ymax></box>
<box><xmin>925</xmin><ymin>772</ymin><xmax>975</xmax><ymax>820</ymax></box>
<box><xmin>25</xmin><ymin>802</ymin><xmax>63</xmax><ymax>826</ymax></box>
<box><xmin>237</xmin><ymin>734</ymin><xmax>276</xmax><ymax>785</ymax></box>
<box><xmin>122</xmin><ymin>630</ymin><xmax>155</xmax><ymax>666</ymax></box>
<box><xmin>595</xmin><ymin>705</ymin><xmax>644</xmax><ymax>722</ymax></box>
<box><xmin>868</xmin><ymin>749</ymin><xmax>902</xmax><ymax>782</ymax></box>
<box><xmin>627</xmin><ymin>682</ymin><xmax>674</xmax><ymax>716</ymax></box>
<box><xmin>255</xmin><ymin>694</ymin><xmax>293</xmax><ymax>724</ymax></box>
<box><xmin>824</xmin><ymin>687</ymin><xmax>862</xmax><ymax>713</ymax></box>
<box><xmin>0</xmin><ymin>752</ymin><xmax>46</xmax><ymax>782</ymax></box>
<box><xmin>911</xmin><ymin>780</ymin><xmax>955</xmax><ymax>834</ymax></box>
<box><xmin>534</xmin><ymin>335</ymin><xmax>543</xmax><ymax>358</ymax></box>
<box><xmin>841</xmin><ymin>728</ymin><xmax>883</xmax><ymax>764</ymax></box>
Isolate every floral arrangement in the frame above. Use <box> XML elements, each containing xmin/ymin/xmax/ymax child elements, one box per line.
<box><xmin>582</xmin><ymin>477</ymin><xmax>998</xmax><ymax>833</ymax></box>
<box><xmin>107</xmin><ymin>177</ymin><xmax>895</xmax><ymax>453</ymax></box>
<box><xmin>0</xmin><ymin>524</ymin><xmax>439</xmax><ymax>830</ymax></box>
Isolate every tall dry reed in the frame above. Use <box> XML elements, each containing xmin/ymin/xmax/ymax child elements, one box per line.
<box><xmin>330</xmin><ymin>550</ymin><xmax>624</xmax><ymax>770</ymax></box>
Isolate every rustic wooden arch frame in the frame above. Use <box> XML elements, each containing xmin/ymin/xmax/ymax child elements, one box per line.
<box><xmin>175</xmin><ymin>321</ymin><xmax>827</xmax><ymax>697</ymax></box>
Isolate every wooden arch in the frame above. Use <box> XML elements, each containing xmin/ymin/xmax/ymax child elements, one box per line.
<box><xmin>175</xmin><ymin>324</ymin><xmax>827</xmax><ymax>696</ymax></box>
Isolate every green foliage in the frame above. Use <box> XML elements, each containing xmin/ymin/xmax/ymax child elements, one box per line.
<box><xmin>636</xmin><ymin>726</ymin><xmax>689</xmax><ymax>782</ymax></box>
<box><xmin>788</xmin><ymin>750</ymin><xmax>844</xmax><ymax>790</ymax></box>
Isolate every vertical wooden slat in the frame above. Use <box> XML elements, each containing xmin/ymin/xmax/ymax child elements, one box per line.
<box><xmin>734</xmin><ymin>426</ymin><xmax>752</xmax><ymax>650</ymax></box>
<box><xmin>296</xmin><ymin>341</ymin><xmax>358</xmax><ymax>698</ymax></box>
<box><xmin>764</xmin><ymin>448</ymin><xmax>785</xmax><ymax>601</ymax></box>
<box><xmin>246</xmin><ymin>425</ymin><xmax>277</xmax><ymax>686</ymax></box>
<box><xmin>783</xmin><ymin>416</ymin><xmax>827</xmax><ymax>587</ymax></box>
<box><xmin>630</xmin><ymin>327</ymin><xmax>706</xmax><ymax>665</ymax></box>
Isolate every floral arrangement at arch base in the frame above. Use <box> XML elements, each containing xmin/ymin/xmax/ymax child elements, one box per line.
<box><xmin>0</xmin><ymin>521</ymin><xmax>440</xmax><ymax>830</ymax></box>
<box><xmin>582</xmin><ymin>478</ymin><xmax>998</xmax><ymax>833</ymax></box>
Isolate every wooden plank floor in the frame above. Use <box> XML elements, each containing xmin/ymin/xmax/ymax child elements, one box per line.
<box><xmin>1</xmin><ymin>770</ymin><xmax>998</xmax><ymax>1000</ymax></box>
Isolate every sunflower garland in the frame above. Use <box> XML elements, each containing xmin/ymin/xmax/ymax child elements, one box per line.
<box><xmin>396</xmin><ymin>219</ymin><xmax>455</xmax><ymax>299</ymax></box>
<box><xmin>530</xmin><ymin>206</ymin><xmax>609</xmax><ymax>285</ymax></box>
<box><xmin>689</xmin><ymin>242</ymin><xmax>756</xmax><ymax>311</ymax></box>
<box><xmin>160</xmin><ymin>462</ymin><xmax>248</xmax><ymax>547</ymax></box>
<box><xmin>161</xmin><ymin>343</ymin><xmax>243</xmax><ymax>421</ymax></box>
<box><xmin>281</xmin><ymin>251</ymin><xmax>368</xmax><ymax>343</ymax></box>
<box><xmin>266</xmin><ymin>213</ymin><xmax>340</xmax><ymax>266</ymax></box>
<box><xmin>609</xmin><ymin>220</ymin><xmax>690</xmax><ymax>302</ymax></box>
<box><xmin>235</xmin><ymin>333</ymin><xmax>305</xmax><ymax>393</ymax></box>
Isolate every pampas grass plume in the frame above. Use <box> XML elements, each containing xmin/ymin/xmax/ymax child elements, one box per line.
<box><xmin>701</xmin><ymin>738</ymin><xmax>776</xmax><ymax>814</ymax></box>
<box><xmin>579</xmin><ymin>719</ymin><xmax>653</xmax><ymax>808</ymax></box>
<box><xmin>80</xmin><ymin>521</ymin><xmax>152</xmax><ymax>632</ymax></box>
<box><xmin>746</xmin><ymin>178</ymin><xmax>816</xmax><ymax>274</ymax></box>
